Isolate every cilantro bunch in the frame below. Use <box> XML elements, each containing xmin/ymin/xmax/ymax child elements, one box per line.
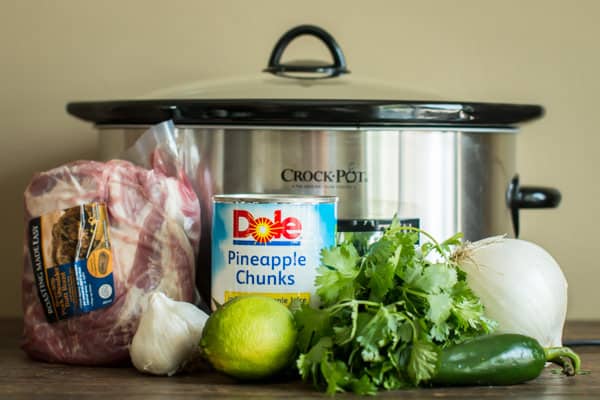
<box><xmin>293</xmin><ymin>220</ymin><xmax>496</xmax><ymax>395</ymax></box>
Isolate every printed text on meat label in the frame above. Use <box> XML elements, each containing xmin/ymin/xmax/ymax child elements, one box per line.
<box><xmin>27</xmin><ymin>203</ymin><xmax>115</xmax><ymax>322</ymax></box>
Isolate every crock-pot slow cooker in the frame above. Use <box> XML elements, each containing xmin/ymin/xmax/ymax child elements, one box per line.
<box><xmin>66</xmin><ymin>24</ymin><xmax>561</xmax><ymax>302</ymax></box>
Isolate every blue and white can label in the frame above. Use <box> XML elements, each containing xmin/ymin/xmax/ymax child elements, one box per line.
<box><xmin>211</xmin><ymin>194</ymin><xmax>337</xmax><ymax>309</ymax></box>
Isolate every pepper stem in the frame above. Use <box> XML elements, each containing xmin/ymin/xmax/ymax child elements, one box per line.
<box><xmin>544</xmin><ymin>346</ymin><xmax>581</xmax><ymax>376</ymax></box>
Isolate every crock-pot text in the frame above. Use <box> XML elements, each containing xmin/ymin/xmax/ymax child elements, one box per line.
<box><xmin>281</xmin><ymin>168</ymin><xmax>367</xmax><ymax>184</ymax></box>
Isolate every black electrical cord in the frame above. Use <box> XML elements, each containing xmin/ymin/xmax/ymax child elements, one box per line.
<box><xmin>563</xmin><ymin>339</ymin><xmax>600</xmax><ymax>347</ymax></box>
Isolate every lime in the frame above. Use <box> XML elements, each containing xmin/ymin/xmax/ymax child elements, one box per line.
<box><xmin>199</xmin><ymin>296</ymin><xmax>297</xmax><ymax>380</ymax></box>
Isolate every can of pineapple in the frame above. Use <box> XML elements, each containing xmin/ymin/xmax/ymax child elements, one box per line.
<box><xmin>211</xmin><ymin>194</ymin><xmax>337</xmax><ymax>310</ymax></box>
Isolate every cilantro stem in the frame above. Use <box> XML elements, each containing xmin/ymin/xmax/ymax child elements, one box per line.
<box><xmin>404</xmin><ymin>318</ymin><xmax>418</xmax><ymax>342</ymax></box>
<box><xmin>404</xmin><ymin>288</ymin><xmax>427</xmax><ymax>298</ymax></box>
<box><xmin>325</xmin><ymin>299</ymin><xmax>381</xmax><ymax>313</ymax></box>
<box><xmin>389</xmin><ymin>300</ymin><xmax>406</xmax><ymax>307</ymax></box>
<box><xmin>393</xmin><ymin>225</ymin><xmax>449</xmax><ymax>262</ymax></box>
<box><xmin>324</xmin><ymin>300</ymin><xmax>380</xmax><ymax>346</ymax></box>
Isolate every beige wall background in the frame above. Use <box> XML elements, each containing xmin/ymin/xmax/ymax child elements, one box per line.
<box><xmin>1</xmin><ymin>0</ymin><xmax>598</xmax><ymax>319</ymax></box>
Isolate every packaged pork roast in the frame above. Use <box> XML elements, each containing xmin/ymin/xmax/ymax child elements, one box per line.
<box><xmin>22</xmin><ymin>121</ymin><xmax>201</xmax><ymax>365</ymax></box>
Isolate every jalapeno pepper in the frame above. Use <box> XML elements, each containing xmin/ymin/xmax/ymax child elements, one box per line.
<box><xmin>431</xmin><ymin>333</ymin><xmax>581</xmax><ymax>386</ymax></box>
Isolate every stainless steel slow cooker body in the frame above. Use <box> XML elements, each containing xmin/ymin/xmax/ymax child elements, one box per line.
<box><xmin>98</xmin><ymin>124</ymin><xmax>519</xmax><ymax>241</ymax></box>
<box><xmin>67</xmin><ymin>24</ymin><xmax>562</xmax><ymax>303</ymax></box>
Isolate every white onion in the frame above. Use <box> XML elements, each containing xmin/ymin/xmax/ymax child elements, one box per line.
<box><xmin>453</xmin><ymin>236</ymin><xmax>568</xmax><ymax>347</ymax></box>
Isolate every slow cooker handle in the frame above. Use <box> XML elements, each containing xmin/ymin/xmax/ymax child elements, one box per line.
<box><xmin>507</xmin><ymin>174</ymin><xmax>562</xmax><ymax>237</ymax></box>
<box><xmin>264</xmin><ymin>24</ymin><xmax>350</xmax><ymax>79</ymax></box>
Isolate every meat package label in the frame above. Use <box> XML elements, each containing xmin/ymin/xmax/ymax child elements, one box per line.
<box><xmin>27</xmin><ymin>203</ymin><xmax>115</xmax><ymax>323</ymax></box>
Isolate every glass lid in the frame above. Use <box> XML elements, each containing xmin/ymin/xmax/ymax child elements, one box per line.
<box><xmin>67</xmin><ymin>25</ymin><xmax>543</xmax><ymax>127</ymax></box>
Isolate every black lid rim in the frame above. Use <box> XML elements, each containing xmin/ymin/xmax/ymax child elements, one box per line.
<box><xmin>66</xmin><ymin>99</ymin><xmax>544</xmax><ymax>127</ymax></box>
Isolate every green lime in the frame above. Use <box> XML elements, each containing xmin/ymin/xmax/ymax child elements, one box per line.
<box><xmin>199</xmin><ymin>296</ymin><xmax>297</xmax><ymax>380</ymax></box>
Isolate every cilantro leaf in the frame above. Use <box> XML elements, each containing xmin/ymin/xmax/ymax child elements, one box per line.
<box><xmin>351</xmin><ymin>374</ymin><xmax>378</xmax><ymax>395</ymax></box>
<box><xmin>365</xmin><ymin>358</ymin><xmax>410</xmax><ymax>391</ymax></box>
<box><xmin>297</xmin><ymin>337</ymin><xmax>333</xmax><ymax>385</ymax></box>
<box><xmin>412</xmin><ymin>263</ymin><xmax>458</xmax><ymax>294</ymax></box>
<box><xmin>338</xmin><ymin>231</ymin><xmax>372</xmax><ymax>256</ymax></box>
<box><xmin>366</xmin><ymin>258</ymin><xmax>396</xmax><ymax>302</ymax></box>
<box><xmin>367</xmin><ymin>231</ymin><xmax>417</xmax><ymax>301</ymax></box>
<box><xmin>396</xmin><ymin>321</ymin><xmax>413</xmax><ymax>343</ymax></box>
<box><xmin>364</xmin><ymin>232</ymin><xmax>398</xmax><ymax>267</ymax></box>
<box><xmin>293</xmin><ymin>304</ymin><xmax>332</xmax><ymax>353</ymax></box>
<box><xmin>322</xmin><ymin>242</ymin><xmax>360</xmax><ymax>272</ymax></box>
<box><xmin>298</xmin><ymin>335</ymin><xmax>378</xmax><ymax>395</ymax></box>
<box><xmin>396</xmin><ymin>259</ymin><xmax>423</xmax><ymax>284</ymax></box>
<box><xmin>320</xmin><ymin>358</ymin><xmax>354</xmax><ymax>394</ymax></box>
<box><xmin>429</xmin><ymin>320</ymin><xmax>451</xmax><ymax>342</ymax></box>
<box><xmin>356</xmin><ymin>306</ymin><xmax>402</xmax><ymax>363</ymax></box>
<box><xmin>450</xmin><ymin>281</ymin><xmax>497</xmax><ymax>334</ymax></box>
<box><xmin>316</xmin><ymin>243</ymin><xmax>360</xmax><ymax>304</ymax></box>
<box><xmin>440</xmin><ymin>232</ymin><xmax>463</xmax><ymax>250</ymax></box>
<box><xmin>407</xmin><ymin>340</ymin><xmax>439</xmax><ymax>385</ymax></box>
<box><xmin>426</xmin><ymin>292</ymin><xmax>453</xmax><ymax>325</ymax></box>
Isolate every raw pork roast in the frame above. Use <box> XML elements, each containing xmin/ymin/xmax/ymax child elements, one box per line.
<box><xmin>22</xmin><ymin>159</ymin><xmax>200</xmax><ymax>364</ymax></box>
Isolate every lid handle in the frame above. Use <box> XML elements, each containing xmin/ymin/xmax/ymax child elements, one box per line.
<box><xmin>264</xmin><ymin>25</ymin><xmax>350</xmax><ymax>79</ymax></box>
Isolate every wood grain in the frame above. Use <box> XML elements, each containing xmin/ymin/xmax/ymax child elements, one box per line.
<box><xmin>1</xmin><ymin>319</ymin><xmax>598</xmax><ymax>399</ymax></box>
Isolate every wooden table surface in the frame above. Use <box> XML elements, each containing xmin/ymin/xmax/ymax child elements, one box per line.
<box><xmin>1</xmin><ymin>318</ymin><xmax>598</xmax><ymax>399</ymax></box>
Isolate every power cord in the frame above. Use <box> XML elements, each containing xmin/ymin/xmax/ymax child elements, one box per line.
<box><xmin>563</xmin><ymin>339</ymin><xmax>600</xmax><ymax>347</ymax></box>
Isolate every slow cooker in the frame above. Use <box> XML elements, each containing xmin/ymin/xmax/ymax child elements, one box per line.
<box><xmin>66</xmin><ymin>24</ymin><xmax>561</xmax><ymax>302</ymax></box>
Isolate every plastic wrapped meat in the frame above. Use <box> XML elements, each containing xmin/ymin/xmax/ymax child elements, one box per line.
<box><xmin>21</xmin><ymin>159</ymin><xmax>200</xmax><ymax>365</ymax></box>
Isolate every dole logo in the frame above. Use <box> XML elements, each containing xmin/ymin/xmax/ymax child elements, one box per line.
<box><xmin>233</xmin><ymin>209</ymin><xmax>302</xmax><ymax>245</ymax></box>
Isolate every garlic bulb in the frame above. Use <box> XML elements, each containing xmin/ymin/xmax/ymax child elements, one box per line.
<box><xmin>130</xmin><ymin>291</ymin><xmax>209</xmax><ymax>376</ymax></box>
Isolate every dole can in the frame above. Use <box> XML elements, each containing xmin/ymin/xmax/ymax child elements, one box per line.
<box><xmin>211</xmin><ymin>194</ymin><xmax>337</xmax><ymax>309</ymax></box>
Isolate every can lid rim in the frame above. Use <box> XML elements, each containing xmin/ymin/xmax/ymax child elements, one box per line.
<box><xmin>213</xmin><ymin>194</ymin><xmax>338</xmax><ymax>204</ymax></box>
